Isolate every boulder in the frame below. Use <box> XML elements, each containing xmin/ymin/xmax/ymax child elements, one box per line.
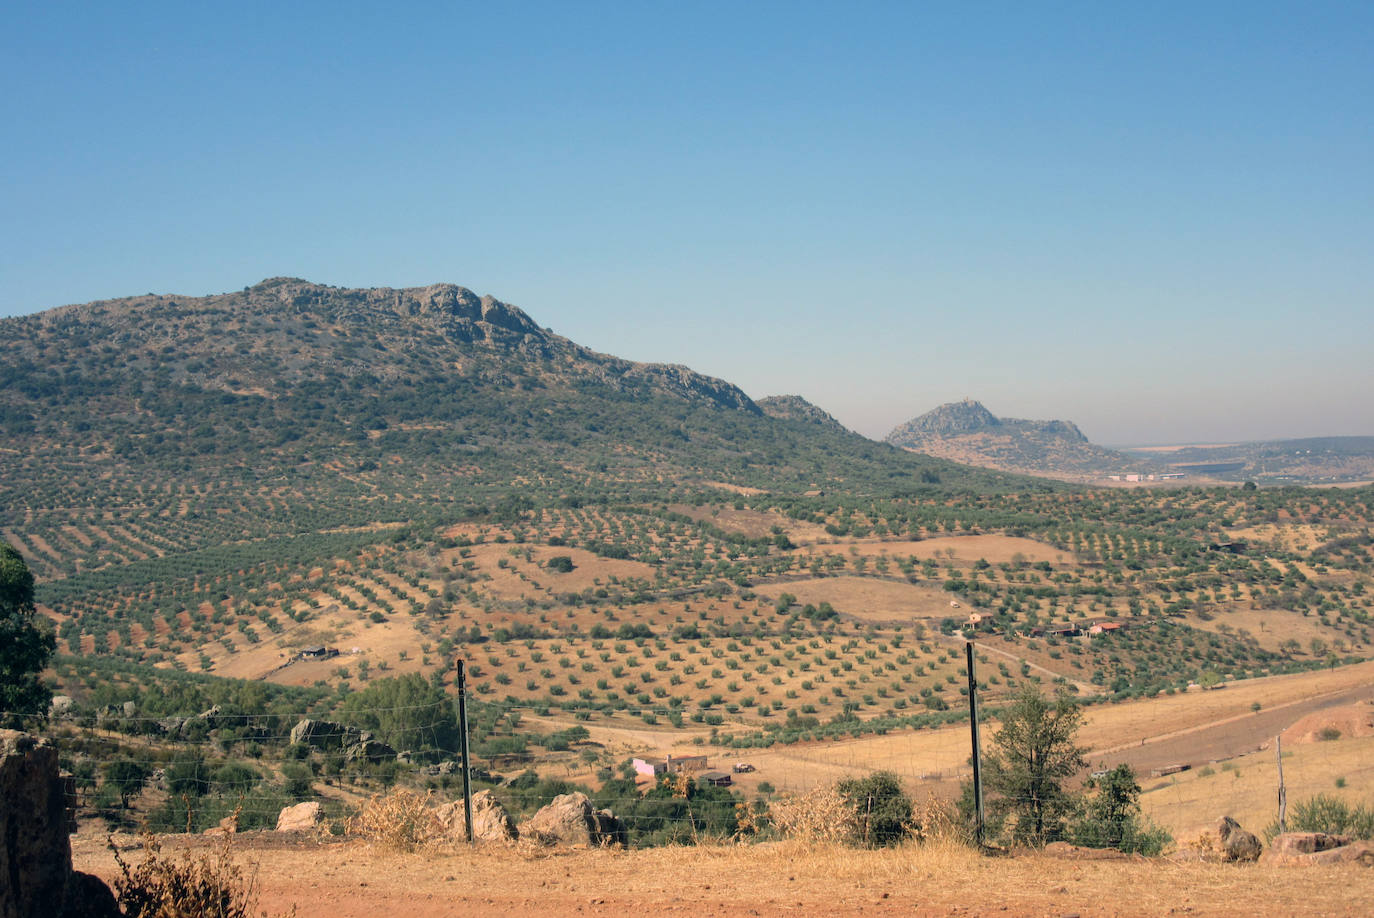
<box><xmin>520</xmin><ymin>792</ymin><xmax>624</xmax><ymax>847</ymax></box>
<box><xmin>157</xmin><ymin>717</ymin><xmax>186</xmax><ymax>739</ymax></box>
<box><xmin>290</xmin><ymin>719</ymin><xmax>363</xmax><ymax>750</ymax></box>
<box><xmin>434</xmin><ymin>790</ymin><xmax>517</xmax><ymax>843</ymax></box>
<box><xmin>1261</xmin><ymin>834</ymin><xmax>1374</xmax><ymax>867</ymax></box>
<box><xmin>343</xmin><ymin>739</ymin><xmax>397</xmax><ymax>763</ymax></box>
<box><xmin>276</xmin><ymin>801</ymin><xmax>323</xmax><ymax>833</ymax></box>
<box><xmin>1266</xmin><ymin>832</ymin><xmax>1352</xmax><ymax>856</ymax></box>
<box><xmin>1201</xmin><ymin>816</ymin><xmax>1262</xmax><ymax>862</ymax></box>
<box><xmin>0</xmin><ymin>730</ymin><xmax>120</xmax><ymax>918</ymax></box>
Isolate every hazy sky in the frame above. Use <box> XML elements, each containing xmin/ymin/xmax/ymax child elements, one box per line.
<box><xmin>4</xmin><ymin>3</ymin><xmax>1371</xmax><ymax>445</ymax></box>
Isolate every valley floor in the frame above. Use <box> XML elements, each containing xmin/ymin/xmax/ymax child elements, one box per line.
<box><xmin>73</xmin><ymin>830</ymin><xmax>1374</xmax><ymax>917</ymax></box>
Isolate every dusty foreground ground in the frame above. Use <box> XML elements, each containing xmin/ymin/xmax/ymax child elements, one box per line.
<box><xmin>74</xmin><ymin>831</ymin><xmax>1374</xmax><ymax>917</ymax></box>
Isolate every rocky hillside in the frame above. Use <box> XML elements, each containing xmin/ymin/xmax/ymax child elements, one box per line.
<box><xmin>886</xmin><ymin>400</ymin><xmax>1149</xmax><ymax>480</ymax></box>
<box><xmin>0</xmin><ymin>280</ymin><xmax>1044</xmax><ymax>584</ymax></box>
<box><xmin>756</xmin><ymin>395</ymin><xmax>850</xmax><ymax>433</ymax></box>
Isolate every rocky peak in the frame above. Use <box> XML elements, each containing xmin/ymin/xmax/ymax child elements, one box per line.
<box><xmin>757</xmin><ymin>395</ymin><xmax>849</xmax><ymax>432</ymax></box>
<box><xmin>887</xmin><ymin>399</ymin><xmax>1000</xmax><ymax>443</ymax></box>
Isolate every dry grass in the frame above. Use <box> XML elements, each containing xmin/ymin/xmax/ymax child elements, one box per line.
<box><xmin>348</xmin><ymin>787</ymin><xmax>442</xmax><ymax>852</ymax></box>
<box><xmin>767</xmin><ymin>784</ymin><xmax>859</xmax><ymax>844</ymax></box>
<box><xmin>83</xmin><ymin>833</ymin><xmax>1374</xmax><ymax>917</ymax></box>
<box><xmin>1143</xmin><ymin>733</ymin><xmax>1374</xmax><ymax>840</ymax></box>
<box><xmin>110</xmin><ymin>830</ymin><xmax>291</xmax><ymax>918</ymax></box>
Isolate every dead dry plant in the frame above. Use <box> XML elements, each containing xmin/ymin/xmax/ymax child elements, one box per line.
<box><xmin>109</xmin><ymin>827</ymin><xmax>292</xmax><ymax>918</ymax></box>
<box><xmin>348</xmin><ymin>786</ymin><xmax>442</xmax><ymax>852</ymax></box>
<box><xmin>912</xmin><ymin>795</ymin><xmax>971</xmax><ymax>846</ymax></box>
<box><xmin>767</xmin><ymin>783</ymin><xmax>858</xmax><ymax>844</ymax></box>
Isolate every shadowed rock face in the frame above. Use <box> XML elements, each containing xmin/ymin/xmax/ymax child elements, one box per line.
<box><xmin>0</xmin><ymin>731</ymin><xmax>118</xmax><ymax>918</ymax></box>
<box><xmin>519</xmin><ymin>792</ymin><xmax>625</xmax><ymax>847</ymax></box>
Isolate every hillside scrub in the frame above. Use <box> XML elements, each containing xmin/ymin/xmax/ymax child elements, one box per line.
<box><xmin>1264</xmin><ymin>793</ymin><xmax>1374</xmax><ymax>841</ymax></box>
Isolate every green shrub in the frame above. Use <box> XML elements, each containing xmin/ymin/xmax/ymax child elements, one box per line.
<box><xmin>836</xmin><ymin>771</ymin><xmax>912</xmax><ymax>847</ymax></box>
<box><xmin>1265</xmin><ymin>794</ymin><xmax>1374</xmax><ymax>841</ymax></box>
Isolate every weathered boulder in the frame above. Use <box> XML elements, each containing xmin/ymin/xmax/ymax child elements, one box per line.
<box><xmin>157</xmin><ymin>717</ymin><xmax>186</xmax><ymax>739</ymax></box>
<box><xmin>290</xmin><ymin>719</ymin><xmax>363</xmax><ymax>750</ymax></box>
<box><xmin>1266</xmin><ymin>832</ymin><xmax>1351</xmax><ymax>856</ymax></box>
<box><xmin>520</xmin><ymin>792</ymin><xmax>624</xmax><ymax>847</ymax></box>
<box><xmin>276</xmin><ymin>801</ymin><xmax>323</xmax><ymax>832</ymax></box>
<box><xmin>1261</xmin><ymin>834</ymin><xmax>1374</xmax><ymax>867</ymax></box>
<box><xmin>435</xmin><ymin>790</ymin><xmax>517</xmax><ymax>842</ymax></box>
<box><xmin>0</xmin><ymin>730</ymin><xmax>120</xmax><ymax>918</ymax></box>
<box><xmin>1201</xmin><ymin>816</ymin><xmax>1262</xmax><ymax>862</ymax></box>
<box><xmin>343</xmin><ymin>738</ymin><xmax>397</xmax><ymax>763</ymax></box>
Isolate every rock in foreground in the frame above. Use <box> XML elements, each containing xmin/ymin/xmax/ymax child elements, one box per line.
<box><xmin>520</xmin><ymin>792</ymin><xmax>626</xmax><ymax>847</ymax></box>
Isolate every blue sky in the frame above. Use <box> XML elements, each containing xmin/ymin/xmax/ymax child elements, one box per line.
<box><xmin>4</xmin><ymin>2</ymin><xmax>1371</xmax><ymax>444</ymax></box>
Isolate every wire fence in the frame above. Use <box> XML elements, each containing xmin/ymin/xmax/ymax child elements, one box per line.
<box><xmin>10</xmin><ymin>683</ymin><xmax>1372</xmax><ymax>849</ymax></box>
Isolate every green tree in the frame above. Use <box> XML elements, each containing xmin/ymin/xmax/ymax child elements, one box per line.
<box><xmin>1070</xmin><ymin>764</ymin><xmax>1171</xmax><ymax>854</ymax></box>
<box><xmin>0</xmin><ymin>544</ymin><xmax>55</xmax><ymax>725</ymax></box>
<box><xmin>982</xmin><ymin>685</ymin><xmax>1087</xmax><ymax>846</ymax></box>
<box><xmin>836</xmin><ymin>771</ymin><xmax>913</xmax><ymax>847</ymax></box>
<box><xmin>102</xmin><ymin>758</ymin><xmax>150</xmax><ymax>808</ymax></box>
<box><xmin>338</xmin><ymin>673</ymin><xmax>458</xmax><ymax>753</ymax></box>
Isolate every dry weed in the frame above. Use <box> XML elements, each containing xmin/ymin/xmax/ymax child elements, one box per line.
<box><xmin>767</xmin><ymin>784</ymin><xmax>858</xmax><ymax>844</ymax></box>
<box><xmin>913</xmin><ymin>795</ymin><xmax>972</xmax><ymax>846</ymax></box>
<box><xmin>348</xmin><ymin>787</ymin><xmax>442</xmax><ymax>852</ymax></box>
<box><xmin>109</xmin><ymin>829</ymin><xmax>292</xmax><ymax>918</ymax></box>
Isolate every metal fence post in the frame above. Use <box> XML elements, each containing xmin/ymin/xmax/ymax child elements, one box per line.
<box><xmin>457</xmin><ymin>658</ymin><xmax>474</xmax><ymax>844</ymax></box>
<box><xmin>965</xmin><ymin>640</ymin><xmax>985</xmax><ymax>846</ymax></box>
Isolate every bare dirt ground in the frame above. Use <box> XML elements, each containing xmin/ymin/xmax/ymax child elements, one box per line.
<box><xmin>72</xmin><ymin>831</ymin><xmax>1374</xmax><ymax>917</ymax></box>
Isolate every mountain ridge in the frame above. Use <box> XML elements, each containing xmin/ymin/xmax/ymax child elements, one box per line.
<box><xmin>885</xmin><ymin>399</ymin><xmax>1142</xmax><ymax>480</ymax></box>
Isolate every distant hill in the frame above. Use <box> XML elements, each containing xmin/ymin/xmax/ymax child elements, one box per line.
<box><xmin>756</xmin><ymin>395</ymin><xmax>850</xmax><ymax>433</ymax></box>
<box><xmin>885</xmin><ymin>399</ymin><xmax>1149</xmax><ymax>480</ymax></box>
<box><xmin>0</xmin><ymin>279</ymin><xmax>1049</xmax><ymax>584</ymax></box>
<box><xmin>1121</xmin><ymin>436</ymin><xmax>1374</xmax><ymax>485</ymax></box>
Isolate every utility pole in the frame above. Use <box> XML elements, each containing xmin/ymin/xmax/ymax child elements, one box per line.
<box><xmin>965</xmin><ymin>641</ymin><xmax>985</xmax><ymax>845</ymax></box>
<box><xmin>1276</xmin><ymin>734</ymin><xmax>1286</xmax><ymax>834</ymax></box>
<box><xmin>456</xmin><ymin>658</ymin><xmax>474</xmax><ymax>844</ymax></box>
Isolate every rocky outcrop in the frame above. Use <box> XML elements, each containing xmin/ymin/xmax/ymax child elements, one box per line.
<box><xmin>757</xmin><ymin>396</ymin><xmax>850</xmax><ymax>432</ymax></box>
<box><xmin>519</xmin><ymin>792</ymin><xmax>625</xmax><ymax>847</ymax></box>
<box><xmin>343</xmin><ymin>738</ymin><xmax>397</xmax><ymax>764</ymax></box>
<box><xmin>1261</xmin><ymin>833</ymin><xmax>1374</xmax><ymax>867</ymax></box>
<box><xmin>0</xmin><ymin>730</ymin><xmax>119</xmax><ymax>918</ymax></box>
<box><xmin>290</xmin><ymin>719</ymin><xmax>396</xmax><ymax>763</ymax></box>
<box><xmin>434</xmin><ymin>790</ymin><xmax>517</xmax><ymax>843</ymax></box>
<box><xmin>1198</xmin><ymin>816</ymin><xmax>1263</xmax><ymax>863</ymax></box>
<box><xmin>276</xmin><ymin>801</ymin><xmax>323</xmax><ymax>833</ymax></box>
<box><xmin>290</xmin><ymin>718</ymin><xmax>363</xmax><ymax>749</ymax></box>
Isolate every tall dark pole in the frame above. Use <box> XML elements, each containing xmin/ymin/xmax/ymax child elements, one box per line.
<box><xmin>965</xmin><ymin>641</ymin><xmax>985</xmax><ymax>846</ymax></box>
<box><xmin>456</xmin><ymin>658</ymin><xmax>474</xmax><ymax>844</ymax></box>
